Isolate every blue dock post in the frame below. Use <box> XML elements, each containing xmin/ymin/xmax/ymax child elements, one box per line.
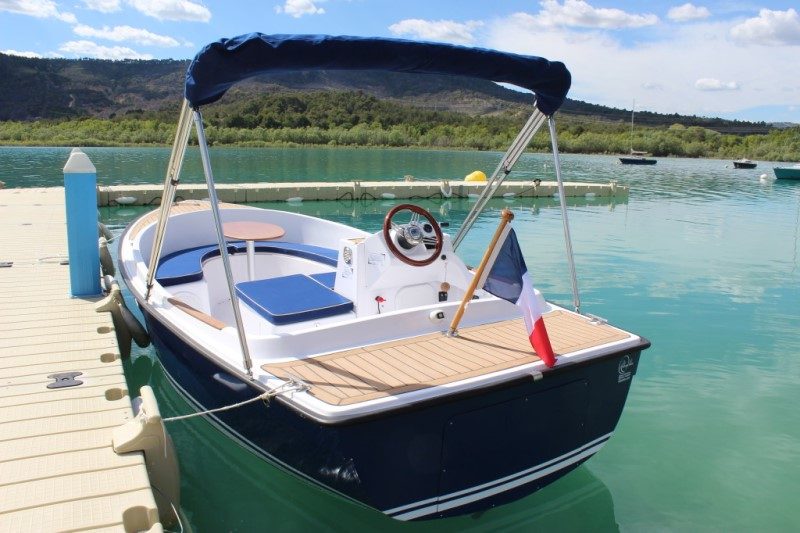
<box><xmin>64</xmin><ymin>148</ymin><xmax>101</xmax><ymax>296</ymax></box>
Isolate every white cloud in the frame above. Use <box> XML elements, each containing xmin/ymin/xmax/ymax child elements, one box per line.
<box><xmin>695</xmin><ymin>78</ymin><xmax>739</xmax><ymax>91</ymax></box>
<box><xmin>82</xmin><ymin>0</ymin><xmax>120</xmax><ymax>13</ymax></box>
<box><xmin>730</xmin><ymin>8</ymin><xmax>800</xmax><ymax>46</ymax></box>
<box><xmin>484</xmin><ymin>14</ymin><xmax>798</xmax><ymax>119</ymax></box>
<box><xmin>127</xmin><ymin>0</ymin><xmax>211</xmax><ymax>22</ymax></box>
<box><xmin>275</xmin><ymin>0</ymin><xmax>325</xmax><ymax>18</ymax></box>
<box><xmin>73</xmin><ymin>24</ymin><xmax>180</xmax><ymax>47</ymax></box>
<box><xmin>0</xmin><ymin>0</ymin><xmax>76</xmax><ymax>22</ymax></box>
<box><xmin>59</xmin><ymin>40</ymin><xmax>153</xmax><ymax>59</ymax></box>
<box><xmin>1</xmin><ymin>49</ymin><xmax>43</xmax><ymax>58</ymax></box>
<box><xmin>536</xmin><ymin>0</ymin><xmax>658</xmax><ymax>29</ymax></box>
<box><xmin>388</xmin><ymin>19</ymin><xmax>483</xmax><ymax>45</ymax></box>
<box><xmin>668</xmin><ymin>3</ymin><xmax>710</xmax><ymax>22</ymax></box>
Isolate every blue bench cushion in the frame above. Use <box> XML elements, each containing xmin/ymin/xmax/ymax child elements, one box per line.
<box><xmin>156</xmin><ymin>244</ymin><xmax>236</xmax><ymax>286</ymax></box>
<box><xmin>155</xmin><ymin>241</ymin><xmax>338</xmax><ymax>287</ymax></box>
<box><xmin>236</xmin><ymin>274</ymin><xmax>352</xmax><ymax>325</ymax></box>
<box><xmin>230</xmin><ymin>241</ymin><xmax>338</xmax><ymax>267</ymax></box>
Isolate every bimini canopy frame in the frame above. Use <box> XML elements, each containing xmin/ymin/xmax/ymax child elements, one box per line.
<box><xmin>145</xmin><ymin>33</ymin><xmax>578</xmax><ymax>378</ymax></box>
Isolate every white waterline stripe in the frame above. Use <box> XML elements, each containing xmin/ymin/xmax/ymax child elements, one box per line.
<box><xmin>386</xmin><ymin>433</ymin><xmax>612</xmax><ymax>520</ymax></box>
<box><xmin>439</xmin><ymin>433</ymin><xmax>612</xmax><ymax>503</ymax></box>
<box><xmin>394</xmin><ymin>440</ymin><xmax>607</xmax><ymax>521</ymax></box>
<box><xmin>435</xmin><ymin>441</ymin><xmax>607</xmax><ymax>515</ymax></box>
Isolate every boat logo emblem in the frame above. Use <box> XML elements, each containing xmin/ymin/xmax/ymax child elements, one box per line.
<box><xmin>618</xmin><ymin>355</ymin><xmax>633</xmax><ymax>383</ymax></box>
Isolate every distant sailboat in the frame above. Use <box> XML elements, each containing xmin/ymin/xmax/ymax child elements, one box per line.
<box><xmin>619</xmin><ymin>100</ymin><xmax>656</xmax><ymax>165</ymax></box>
<box><xmin>732</xmin><ymin>158</ymin><xmax>757</xmax><ymax>169</ymax></box>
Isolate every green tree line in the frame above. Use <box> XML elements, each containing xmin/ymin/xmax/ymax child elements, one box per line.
<box><xmin>1</xmin><ymin>90</ymin><xmax>798</xmax><ymax>160</ymax></box>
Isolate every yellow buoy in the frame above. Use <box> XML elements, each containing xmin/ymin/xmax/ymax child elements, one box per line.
<box><xmin>464</xmin><ymin>170</ymin><xmax>487</xmax><ymax>182</ymax></box>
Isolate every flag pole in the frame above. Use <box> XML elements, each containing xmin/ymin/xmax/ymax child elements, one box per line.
<box><xmin>448</xmin><ymin>208</ymin><xmax>515</xmax><ymax>336</ymax></box>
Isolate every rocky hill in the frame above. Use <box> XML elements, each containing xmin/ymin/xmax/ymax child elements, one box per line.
<box><xmin>0</xmin><ymin>53</ymin><xmax>771</xmax><ymax>134</ymax></box>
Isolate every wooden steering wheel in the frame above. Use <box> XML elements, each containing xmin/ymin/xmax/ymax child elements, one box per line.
<box><xmin>382</xmin><ymin>204</ymin><xmax>444</xmax><ymax>267</ymax></box>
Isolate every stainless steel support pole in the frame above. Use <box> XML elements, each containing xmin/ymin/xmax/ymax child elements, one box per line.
<box><xmin>193</xmin><ymin>110</ymin><xmax>254</xmax><ymax>377</ymax></box>
<box><xmin>453</xmin><ymin>108</ymin><xmax>547</xmax><ymax>250</ymax></box>
<box><xmin>548</xmin><ymin>116</ymin><xmax>581</xmax><ymax>313</ymax></box>
<box><xmin>145</xmin><ymin>99</ymin><xmax>193</xmax><ymax>299</ymax></box>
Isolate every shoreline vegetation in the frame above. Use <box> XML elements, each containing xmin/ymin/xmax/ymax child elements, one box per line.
<box><xmin>1</xmin><ymin>91</ymin><xmax>798</xmax><ymax>161</ymax></box>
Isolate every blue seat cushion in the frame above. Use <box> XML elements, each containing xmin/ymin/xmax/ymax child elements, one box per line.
<box><xmin>309</xmin><ymin>271</ymin><xmax>336</xmax><ymax>289</ymax></box>
<box><xmin>230</xmin><ymin>241</ymin><xmax>338</xmax><ymax>267</ymax></box>
<box><xmin>235</xmin><ymin>274</ymin><xmax>352</xmax><ymax>325</ymax></box>
<box><xmin>156</xmin><ymin>244</ymin><xmax>236</xmax><ymax>286</ymax></box>
<box><xmin>155</xmin><ymin>241</ymin><xmax>339</xmax><ymax>287</ymax></box>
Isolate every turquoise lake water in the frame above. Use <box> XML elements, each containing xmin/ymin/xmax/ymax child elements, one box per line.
<box><xmin>4</xmin><ymin>146</ymin><xmax>799</xmax><ymax>531</ymax></box>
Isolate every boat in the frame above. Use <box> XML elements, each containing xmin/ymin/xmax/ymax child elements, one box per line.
<box><xmin>619</xmin><ymin>101</ymin><xmax>656</xmax><ymax>165</ymax></box>
<box><xmin>619</xmin><ymin>151</ymin><xmax>657</xmax><ymax>165</ymax></box>
<box><xmin>773</xmin><ymin>164</ymin><xmax>800</xmax><ymax>179</ymax></box>
<box><xmin>733</xmin><ymin>158</ymin><xmax>757</xmax><ymax>169</ymax></box>
<box><xmin>118</xmin><ymin>34</ymin><xmax>650</xmax><ymax>521</ymax></box>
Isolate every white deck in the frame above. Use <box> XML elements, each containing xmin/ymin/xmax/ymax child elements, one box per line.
<box><xmin>0</xmin><ymin>188</ymin><xmax>161</xmax><ymax>532</ymax></box>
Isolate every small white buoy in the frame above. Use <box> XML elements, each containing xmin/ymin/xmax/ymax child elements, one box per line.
<box><xmin>467</xmin><ymin>193</ymin><xmax>480</xmax><ymax>200</ymax></box>
<box><xmin>585</xmin><ymin>192</ymin><xmax>596</xmax><ymax>198</ymax></box>
<box><xmin>286</xmin><ymin>196</ymin><xmax>303</xmax><ymax>203</ymax></box>
<box><xmin>502</xmin><ymin>192</ymin><xmax>516</xmax><ymax>198</ymax></box>
<box><xmin>440</xmin><ymin>180</ymin><xmax>452</xmax><ymax>198</ymax></box>
<box><xmin>381</xmin><ymin>192</ymin><xmax>396</xmax><ymax>200</ymax></box>
<box><xmin>115</xmin><ymin>196</ymin><xmax>137</xmax><ymax>205</ymax></box>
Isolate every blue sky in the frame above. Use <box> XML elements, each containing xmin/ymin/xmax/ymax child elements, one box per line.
<box><xmin>1</xmin><ymin>1</ymin><xmax>799</xmax><ymax>122</ymax></box>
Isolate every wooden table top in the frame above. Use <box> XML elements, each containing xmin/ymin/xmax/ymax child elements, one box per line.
<box><xmin>223</xmin><ymin>221</ymin><xmax>285</xmax><ymax>241</ymax></box>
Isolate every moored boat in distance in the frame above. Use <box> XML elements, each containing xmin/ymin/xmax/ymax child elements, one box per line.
<box><xmin>733</xmin><ymin>158</ymin><xmax>757</xmax><ymax>169</ymax></box>
<box><xmin>619</xmin><ymin>101</ymin><xmax>656</xmax><ymax>165</ymax></box>
<box><xmin>773</xmin><ymin>164</ymin><xmax>800</xmax><ymax>179</ymax></box>
<box><xmin>619</xmin><ymin>151</ymin><xmax>657</xmax><ymax>165</ymax></box>
<box><xmin>118</xmin><ymin>33</ymin><xmax>650</xmax><ymax>521</ymax></box>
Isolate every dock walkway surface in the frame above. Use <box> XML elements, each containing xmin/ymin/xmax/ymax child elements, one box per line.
<box><xmin>0</xmin><ymin>188</ymin><xmax>161</xmax><ymax>532</ymax></box>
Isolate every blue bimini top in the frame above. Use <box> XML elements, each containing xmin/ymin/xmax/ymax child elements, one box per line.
<box><xmin>184</xmin><ymin>33</ymin><xmax>571</xmax><ymax>116</ymax></box>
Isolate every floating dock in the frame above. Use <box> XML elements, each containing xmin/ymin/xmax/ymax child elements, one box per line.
<box><xmin>98</xmin><ymin>179</ymin><xmax>625</xmax><ymax>206</ymax></box>
<box><xmin>0</xmin><ymin>187</ymin><xmax>163</xmax><ymax>532</ymax></box>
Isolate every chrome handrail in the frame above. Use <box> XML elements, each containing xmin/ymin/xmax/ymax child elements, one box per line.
<box><xmin>453</xmin><ymin>107</ymin><xmax>547</xmax><ymax>250</ymax></box>
<box><xmin>548</xmin><ymin>116</ymin><xmax>581</xmax><ymax>313</ymax></box>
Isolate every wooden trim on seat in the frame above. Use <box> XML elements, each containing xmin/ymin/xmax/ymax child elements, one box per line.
<box><xmin>168</xmin><ymin>297</ymin><xmax>227</xmax><ymax>330</ymax></box>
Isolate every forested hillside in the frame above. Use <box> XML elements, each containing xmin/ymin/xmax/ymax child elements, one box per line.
<box><xmin>0</xmin><ymin>53</ymin><xmax>773</xmax><ymax>132</ymax></box>
<box><xmin>1</xmin><ymin>53</ymin><xmax>797</xmax><ymax>160</ymax></box>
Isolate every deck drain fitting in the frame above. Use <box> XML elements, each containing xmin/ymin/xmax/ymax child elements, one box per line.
<box><xmin>47</xmin><ymin>371</ymin><xmax>84</xmax><ymax>389</ymax></box>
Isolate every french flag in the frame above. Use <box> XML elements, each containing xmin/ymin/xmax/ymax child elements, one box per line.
<box><xmin>482</xmin><ymin>228</ymin><xmax>556</xmax><ymax>367</ymax></box>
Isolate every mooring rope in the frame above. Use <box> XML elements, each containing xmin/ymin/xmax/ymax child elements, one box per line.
<box><xmin>161</xmin><ymin>381</ymin><xmax>304</xmax><ymax>423</ymax></box>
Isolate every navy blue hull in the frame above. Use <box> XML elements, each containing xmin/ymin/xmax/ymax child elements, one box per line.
<box><xmin>144</xmin><ymin>310</ymin><xmax>646</xmax><ymax>520</ymax></box>
<box><xmin>619</xmin><ymin>157</ymin><xmax>657</xmax><ymax>165</ymax></box>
